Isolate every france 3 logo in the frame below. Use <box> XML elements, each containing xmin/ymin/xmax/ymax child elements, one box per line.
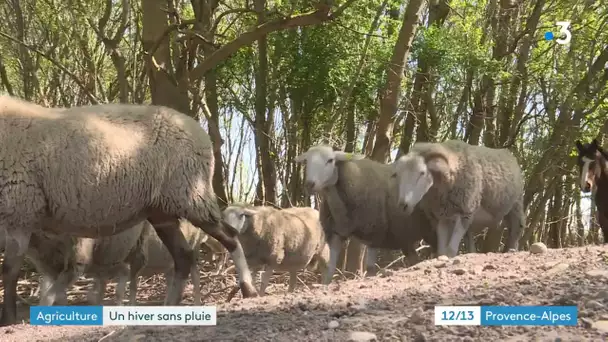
<box><xmin>544</xmin><ymin>21</ymin><xmax>572</xmax><ymax>45</ymax></box>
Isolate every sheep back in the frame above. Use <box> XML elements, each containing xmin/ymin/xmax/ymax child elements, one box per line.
<box><xmin>239</xmin><ymin>206</ymin><xmax>325</xmax><ymax>272</ymax></box>
<box><xmin>0</xmin><ymin>95</ymin><xmax>220</xmax><ymax>238</ymax></box>
<box><xmin>320</xmin><ymin>158</ymin><xmax>434</xmax><ymax>250</ymax></box>
<box><xmin>411</xmin><ymin>139</ymin><xmax>524</xmax><ymax>223</ymax></box>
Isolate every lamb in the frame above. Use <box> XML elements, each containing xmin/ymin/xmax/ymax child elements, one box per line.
<box><xmin>0</xmin><ymin>95</ymin><xmax>257</xmax><ymax>326</ymax></box>
<box><xmin>134</xmin><ymin>219</ymin><xmax>208</xmax><ymax>305</ymax></box>
<box><xmin>294</xmin><ymin>145</ymin><xmax>438</xmax><ymax>285</ymax></box>
<box><xmin>75</xmin><ymin>221</ymin><xmax>151</xmax><ymax>306</ymax></box>
<box><xmin>17</xmin><ymin>221</ymin><xmax>150</xmax><ymax>307</ymax></box>
<box><xmin>391</xmin><ymin>139</ymin><xmax>525</xmax><ymax>258</ymax></box>
<box><xmin>18</xmin><ymin>232</ymin><xmax>78</xmax><ymax>306</ymax></box>
<box><xmin>26</xmin><ymin>219</ymin><xmax>206</xmax><ymax>307</ymax></box>
<box><xmin>222</xmin><ymin>204</ymin><xmax>330</xmax><ymax>294</ymax></box>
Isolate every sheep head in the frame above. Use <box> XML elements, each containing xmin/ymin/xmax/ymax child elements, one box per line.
<box><xmin>295</xmin><ymin>144</ymin><xmax>365</xmax><ymax>194</ymax></box>
<box><xmin>222</xmin><ymin>205</ymin><xmax>258</xmax><ymax>234</ymax></box>
<box><xmin>392</xmin><ymin>145</ymin><xmax>454</xmax><ymax>216</ymax></box>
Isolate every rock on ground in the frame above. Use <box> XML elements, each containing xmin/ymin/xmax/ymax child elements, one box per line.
<box><xmin>529</xmin><ymin>242</ymin><xmax>548</xmax><ymax>254</ymax></box>
<box><xmin>2</xmin><ymin>245</ymin><xmax>608</xmax><ymax>341</ymax></box>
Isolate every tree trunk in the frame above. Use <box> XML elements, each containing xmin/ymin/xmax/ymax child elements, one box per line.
<box><xmin>141</xmin><ymin>0</ymin><xmax>190</xmax><ymax>113</ymax></box>
<box><xmin>371</xmin><ymin>0</ymin><xmax>425</xmax><ymax>162</ymax></box>
<box><xmin>412</xmin><ymin>0</ymin><xmax>450</xmax><ymax>143</ymax></box>
<box><xmin>194</xmin><ymin>0</ymin><xmax>230</xmax><ymax>208</ymax></box>
<box><xmin>252</xmin><ymin>0</ymin><xmax>277</xmax><ymax>206</ymax></box>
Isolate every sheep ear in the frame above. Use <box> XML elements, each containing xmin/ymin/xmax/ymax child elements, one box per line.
<box><xmin>295</xmin><ymin>151</ymin><xmax>308</xmax><ymax>163</ymax></box>
<box><xmin>334</xmin><ymin>151</ymin><xmax>365</xmax><ymax>162</ymax></box>
<box><xmin>242</xmin><ymin>208</ymin><xmax>257</xmax><ymax>217</ymax></box>
<box><xmin>426</xmin><ymin>156</ymin><xmax>450</xmax><ymax>183</ymax></box>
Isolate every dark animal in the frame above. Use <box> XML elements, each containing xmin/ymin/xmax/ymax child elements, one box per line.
<box><xmin>575</xmin><ymin>138</ymin><xmax>608</xmax><ymax>243</ymax></box>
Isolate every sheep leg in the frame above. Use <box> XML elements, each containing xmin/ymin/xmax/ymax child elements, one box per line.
<box><xmin>88</xmin><ymin>278</ymin><xmax>107</xmax><ymax>305</ymax></box>
<box><xmin>127</xmin><ymin>245</ymin><xmax>148</xmax><ymax>306</ymax></box>
<box><xmin>147</xmin><ymin>215</ymin><xmax>192</xmax><ymax>306</ymax></box>
<box><xmin>465</xmin><ymin>231</ymin><xmax>476</xmax><ymax>253</ymax></box>
<box><xmin>0</xmin><ymin>230</ymin><xmax>31</xmax><ymax>326</ymax></box>
<box><xmin>37</xmin><ymin>274</ymin><xmax>54</xmax><ymax>305</ymax></box>
<box><xmin>287</xmin><ymin>270</ymin><xmax>298</xmax><ymax>293</ymax></box>
<box><xmin>446</xmin><ymin>216</ymin><xmax>471</xmax><ymax>258</ymax></box>
<box><xmin>365</xmin><ymin>247</ymin><xmax>378</xmax><ymax>277</ymax></box>
<box><xmin>50</xmin><ymin>270</ymin><xmax>75</xmax><ymax>306</ymax></box>
<box><xmin>260</xmin><ymin>268</ymin><xmax>272</xmax><ymax>295</ymax></box>
<box><xmin>197</xmin><ymin>220</ymin><xmax>257</xmax><ymax>298</ymax></box>
<box><xmin>503</xmin><ymin>201</ymin><xmax>525</xmax><ymax>252</ymax></box>
<box><xmin>128</xmin><ymin>275</ymin><xmax>138</xmax><ymax>306</ymax></box>
<box><xmin>435</xmin><ymin>220</ymin><xmax>451</xmax><ymax>257</ymax></box>
<box><xmin>322</xmin><ymin>234</ymin><xmax>343</xmax><ymax>285</ymax></box>
<box><xmin>115</xmin><ymin>267</ymin><xmax>129</xmax><ymax>306</ymax></box>
<box><xmin>191</xmin><ymin>259</ymin><xmax>201</xmax><ymax>305</ymax></box>
<box><xmin>163</xmin><ymin>270</ymin><xmax>175</xmax><ymax>305</ymax></box>
<box><xmin>215</xmin><ymin>253</ymin><xmax>228</xmax><ymax>275</ymax></box>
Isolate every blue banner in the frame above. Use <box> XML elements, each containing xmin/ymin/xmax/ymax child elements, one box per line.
<box><xmin>481</xmin><ymin>306</ymin><xmax>577</xmax><ymax>326</ymax></box>
<box><xmin>30</xmin><ymin>306</ymin><xmax>103</xmax><ymax>326</ymax></box>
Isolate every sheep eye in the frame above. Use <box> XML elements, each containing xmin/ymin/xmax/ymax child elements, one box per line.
<box><xmin>420</xmin><ymin>171</ymin><xmax>425</xmax><ymax>176</ymax></box>
<box><xmin>390</xmin><ymin>173</ymin><xmax>397</xmax><ymax>178</ymax></box>
<box><xmin>327</xmin><ymin>158</ymin><xmax>334</xmax><ymax>164</ymax></box>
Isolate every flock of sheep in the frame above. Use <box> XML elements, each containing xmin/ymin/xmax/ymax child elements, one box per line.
<box><xmin>0</xmin><ymin>95</ymin><xmax>526</xmax><ymax>326</ymax></box>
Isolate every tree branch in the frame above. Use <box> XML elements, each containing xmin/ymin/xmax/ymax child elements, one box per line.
<box><xmin>191</xmin><ymin>0</ymin><xmax>357</xmax><ymax>82</ymax></box>
<box><xmin>0</xmin><ymin>30</ymin><xmax>100</xmax><ymax>104</ymax></box>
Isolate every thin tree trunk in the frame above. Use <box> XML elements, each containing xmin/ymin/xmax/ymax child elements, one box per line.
<box><xmin>253</xmin><ymin>0</ymin><xmax>277</xmax><ymax>206</ymax></box>
<box><xmin>371</xmin><ymin>0</ymin><xmax>425</xmax><ymax>162</ymax></box>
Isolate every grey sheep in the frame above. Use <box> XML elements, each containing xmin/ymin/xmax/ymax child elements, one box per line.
<box><xmin>0</xmin><ymin>95</ymin><xmax>257</xmax><ymax>326</ymax></box>
<box><xmin>392</xmin><ymin>139</ymin><xmax>525</xmax><ymax>258</ymax></box>
<box><xmin>295</xmin><ymin>145</ymin><xmax>438</xmax><ymax>285</ymax></box>
<box><xmin>222</xmin><ymin>204</ymin><xmax>330</xmax><ymax>294</ymax></box>
<box><xmin>21</xmin><ymin>232</ymin><xmax>78</xmax><ymax>306</ymax></box>
<box><xmin>135</xmin><ymin>219</ymin><xmax>207</xmax><ymax>305</ymax></box>
<box><xmin>75</xmin><ymin>221</ymin><xmax>150</xmax><ymax>306</ymax></box>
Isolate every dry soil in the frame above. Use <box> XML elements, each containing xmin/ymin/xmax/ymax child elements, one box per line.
<box><xmin>1</xmin><ymin>245</ymin><xmax>608</xmax><ymax>341</ymax></box>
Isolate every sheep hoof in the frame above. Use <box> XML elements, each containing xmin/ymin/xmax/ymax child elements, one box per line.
<box><xmin>240</xmin><ymin>282</ymin><xmax>259</xmax><ymax>298</ymax></box>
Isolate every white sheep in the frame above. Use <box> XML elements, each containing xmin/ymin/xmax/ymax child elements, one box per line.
<box><xmin>391</xmin><ymin>139</ymin><xmax>525</xmax><ymax>258</ymax></box>
<box><xmin>222</xmin><ymin>204</ymin><xmax>330</xmax><ymax>294</ymax></box>
<box><xmin>0</xmin><ymin>95</ymin><xmax>257</xmax><ymax>325</ymax></box>
<box><xmin>295</xmin><ymin>145</ymin><xmax>438</xmax><ymax>285</ymax></box>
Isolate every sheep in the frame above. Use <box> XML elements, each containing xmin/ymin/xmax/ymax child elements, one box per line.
<box><xmin>134</xmin><ymin>219</ymin><xmax>208</xmax><ymax>305</ymax></box>
<box><xmin>18</xmin><ymin>232</ymin><xmax>78</xmax><ymax>306</ymax></box>
<box><xmin>20</xmin><ymin>222</ymin><xmax>150</xmax><ymax>307</ymax></box>
<box><xmin>294</xmin><ymin>145</ymin><xmax>438</xmax><ymax>285</ymax></box>
<box><xmin>391</xmin><ymin>139</ymin><xmax>525</xmax><ymax>258</ymax></box>
<box><xmin>75</xmin><ymin>221</ymin><xmax>151</xmax><ymax>306</ymax></box>
<box><xmin>0</xmin><ymin>95</ymin><xmax>257</xmax><ymax>326</ymax></box>
<box><xmin>222</xmin><ymin>204</ymin><xmax>330</xmax><ymax>294</ymax></box>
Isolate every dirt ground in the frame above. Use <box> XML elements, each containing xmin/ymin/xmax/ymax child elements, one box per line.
<box><xmin>1</xmin><ymin>245</ymin><xmax>608</xmax><ymax>341</ymax></box>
